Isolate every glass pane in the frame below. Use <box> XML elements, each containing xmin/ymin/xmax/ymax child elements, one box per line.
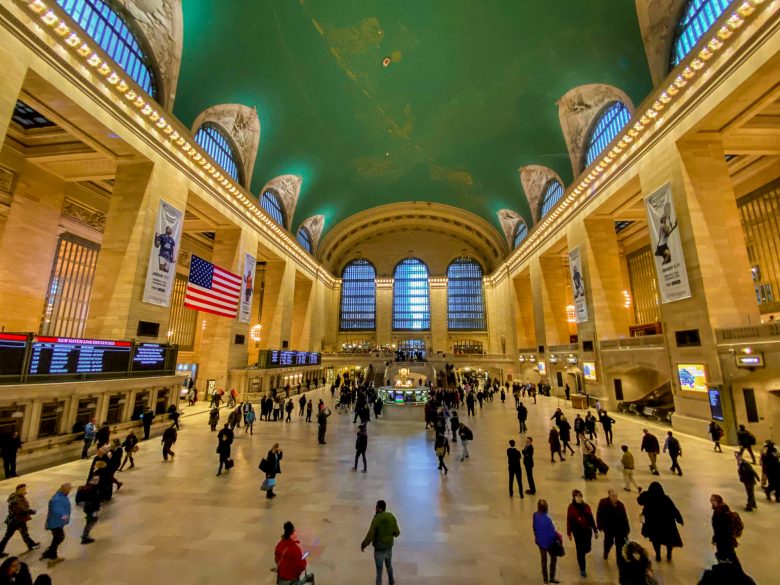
<box><xmin>393</xmin><ymin>259</ymin><xmax>430</xmax><ymax>330</ymax></box>
<box><xmin>447</xmin><ymin>257</ymin><xmax>486</xmax><ymax>330</ymax></box>
<box><xmin>340</xmin><ymin>259</ymin><xmax>376</xmax><ymax>330</ymax></box>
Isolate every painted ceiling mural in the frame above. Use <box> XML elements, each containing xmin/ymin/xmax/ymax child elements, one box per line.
<box><xmin>175</xmin><ymin>0</ymin><xmax>653</xmax><ymax>235</ymax></box>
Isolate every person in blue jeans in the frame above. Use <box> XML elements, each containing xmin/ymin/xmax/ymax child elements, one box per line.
<box><xmin>361</xmin><ymin>500</ymin><xmax>400</xmax><ymax>585</ymax></box>
<box><xmin>82</xmin><ymin>419</ymin><xmax>96</xmax><ymax>459</ymax></box>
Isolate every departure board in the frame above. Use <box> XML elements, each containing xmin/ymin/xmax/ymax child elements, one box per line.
<box><xmin>0</xmin><ymin>333</ymin><xmax>27</xmax><ymax>376</ymax></box>
<box><xmin>132</xmin><ymin>343</ymin><xmax>167</xmax><ymax>371</ymax></box>
<box><xmin>269</xmin><ymin>351</ymin><xmax>281</xmax><ymax>366</ymax></box>
<box><xmin>29</xmin><ymin>337</ymin><xmax>132</xmax><ymax>376</ymax></box>
<box><xmin>294</xmin><ymin>352</ymin><xmax>309</xmax><ymax>366</ymax></box>
<box><xmin>279</xmin><ymin>351</ymin><xmax>295</xmax><ymax>366</ymax></box>
<box><xmin>308</xmin><ymin>353</ymin><xmax>321</xmax><ymax>366</ymax></box>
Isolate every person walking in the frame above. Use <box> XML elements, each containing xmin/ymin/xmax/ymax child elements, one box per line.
<box><xmin>449</xmin><ymin>411</ymin><xmax>460</xmax><ymax>444</ymax></box>
<box><xmin>708</xmin><ymin>422</ymin><xmax>724</xmax><ymax>453</ymax></box>
<box><xmin>167</xmin><ymin>404</ymin><xmax>180</xmax><ymax>430</ymax></box>
<box><xmin>736</xmin><ymin>425</ymin><xmax>757</xmax><ymax>464</ymax></box>
<box><xmin>208</xmin><ymin>407</ymin><xmax>219</xmax><ymax>432</ymax></box>
<box><xmin>244</xmin><ymin>406</ymin><xmax>255</xmax><ymax>435</ymax></box>
<box><xmin>737</xmin><ymin>454</ymin><xmax>760</xmax><ymax>511</ymax></box>
<box><xmin>317</xmin><ymin>407</ymin><xmax>331</xmax><ymax>445</ymax></box>
<box><xmin>298</xmin><ymin>394</ymin><xmax>307</xmax><ymax>417</ymax></box>
<box><xmin>0</xmin><ymin>484</ymin><xmax>39</xmax><ymax>557</ymax></box>
<box><xmin>77</xmin><ymin>476</ymin><xmax>101</xmax><ymax>544</ymax></box>
<box><xmin>641</xmin><ymin>429</ymin><xmax>660</xmax><ymax>475</ymax></box>
<box><xmin>81</xmin><ymin>419</ymin><xmax>96</xmax><ymax>459</ymax></box>
<box><xmin>573</xmin><ymin>414</ymin><xmax>585</xmax><ymax>446</ymax></box>
<box><xmin>709</xmin><ymin>494</ymin><xmax>743</xmax><ymax>566</ymax></box>
<box><xmin>663</xmin><ymin>431</ymin><xmax>683</xmax><ymax>476</ymax></box>
<box><xmin>507</xmin><ymin>440</ymin><xmax>524</xmax><ymax>498</ymax></box>
<box><xmin>517</xmin><ymin>402</ymin><xmax>528</xmax><ymax>434</ymax></box>
<box><xmin>216</xmin><ymin>423</ymin><xmax>234</xmax><ymax>476</ymax></box>
<box><xmin>559</xmin><ymin>416</ymin><xmax>575</xmax><ymax>456</ymax></box>
<box><xmin>354</xmin><ymin>424</ymin><xmax>368</xmax><ymax>472</ymax></box>
<box><xmin>533</xmin><ymin>499</ymin><xmax>561</xmax><ymax>584</ymax></box>
<box><xmin>621</xmin><ymin>445</ymin><xmax>640</xmax><ymax>492</ymax></box>
<box><xmin>0</xmin><ymin>433</ymin><xmax>21</xmax><ymax>479</ymax></box>
<box><xmin>523</xmin><ymin>437</ymin><xmax>536</xmax><ymax>495</ymax></box>
<box><xmin>434</xmin><ymin>432</ymin><xmax>450</xmax><ymax>475</ymax></box>
<box><xmin>596</xmin><ymin>489</ymin><xmax>630</xmax><ymax>562</ymax></box>
<box><xmin>599</xmin><ymin>410</ymin><xmax>616</xmax><ymax>446</ymax></box>
<box><xmin>548</xmin><ymin>428</ymin><xmax>564</xmax><ymax>462</ymax></box>
<box><xmin>637</xmin><ymin>481</ymin><xmax>684</xmax><ymax>562</ymax></box>
<box><xmin>274</xmin><ymin>521</ymin><xmax>314</xmax><ymax>585</ymax></box>
<box><xmin>40</xmin><ymin>484</ymin><xmax>70</xmax><ymax>566</ymax></box>
<box><xmin>465</xmin><ymin>392</ymin><xmax>475</xmax><ymax>417</ymax></box>
<box><xmin>305</xmin><ymin>400</ymin><xmax>313</xmax><ymax>423</ymax></box>
<box><xmin>263</xmin><ymin>443</ymin><xmax>283</xmax><ymax>499</ymax></box>
<box><xmin>0</xmin><ymin>556</ymin><xmax>34</xmax><ymax>585</ymax></box>
<box><xmin>161</xmin><ymin>424</ymin><xmax>177</xmax><ymax>462</ymax></box>
<box><xmin>118</xmin><ymin>430</ymin><xmax>138</xmax><ymax>471</ymax></box>
<box><xmin>361</xmin><ymin>500</ymin><xmax>400</xmax><ymax>585</ymax></box>
<box><xmin>761</xmin><ymin>439</ymin><xmax>780</xmax><ymax>501</ymax></box>
<box><xmin>566</xmin><ymin>489</ymin><xmax>598</xmax><ymax>577</ymax></box>
<box><xmin>458</xmin><ymin>424</ymin><xmax>473</xmax><ymax>461</ymax></box>
<box><xmin>285</xmin><ymin>399</ymin><xmax>294</xmax><ymax>423</ymax></box>
<box><xmin>620</xmin><ymin>541</ymin><xmax>660</xmax><ymax>585</ymax></box>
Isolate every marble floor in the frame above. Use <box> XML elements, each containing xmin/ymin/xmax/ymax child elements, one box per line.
<box><xmin>0</xmin><ymin>390</ymin><xmax>774</xmax><ymax>585</ymax></box>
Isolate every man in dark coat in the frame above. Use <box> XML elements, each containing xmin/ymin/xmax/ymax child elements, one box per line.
<box><xmin>522</xmin><ymin>437</ymin><xmax>536</xmax><ymax>495</ymax></box>
<box><xmin>216</xmin><ymin>423</ymin><xmax>234</xmax><ymax>476</ymax></box>
<box><xmin>264</xmin><ymin>443</ymin><xmax>282</xmax><ymax>499</ymax></box>
<box><xmin>641</xmin><ymin>429</ymin><xmax>660</xmax><ymax>475</ymax></box>
<box><xmin>141</xmin><ymin>408</ymin><xmax>154</xmax><ymax>440</ymax></box>
<box><xmin>516</xmin><ymin>402</ymin><xmax>528</xmax><ymax>434</ymax></box>
<box><xmin>0</xmin><ymin>432</ymin><xmax>22</xmax><ymax>479</ymax></box>
<box><xmin>710</xmin><ymin>494</ymin><xmax>742</xmax><ymax>566</ymax></box>
<box><xmin>317</xmin><ymin>407</ymin><xmax>331</xmax><ymax>445</ymax></box>
<box><xmin>599</xmin><ymin>410</ymin><xmax>616</xmax><ymax>446</ymax></box>
<box><xmin>506</xmin><ymin>440</ymin><xmax>524</xmax><ymax>498</ymax></box>
<box><xmin>353</xmin><ymin>424</ymin><xmax>368</xmax><ymax>472</ymax></box>
<box><xmin>161</xmin><ymin>424</ymin><xmax>177</xmax><ymax>462</ymax></box>
<box><xmin>663</xmin><ymin>431</ymin><xmax>683</xmax><ymax>476</ymax></box>
<box><xmin>736</xmin><ymin>424</ymin><xmax>757</xmax><ymax>464</ymax></box>
<box><xmin>596</xmin><ymin>489</ymin><xmax>630</xmax><ymax>562</ymax></box>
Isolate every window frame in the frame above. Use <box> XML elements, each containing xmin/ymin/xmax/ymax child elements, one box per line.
<box><xmin>296</xmin><ymin>227</ymin><xmax>313</xmax><ymax>254</ymax></box>
<box><xmin>260</xmin><ymin>189</ymin><xmax>287</xmax><ymax>227</ymax></box>
<box><xmin>194</xmin><ymin>122</ymin><xmax>244</xmax><ymax>185</ymax></box>
<box><xmin>339</xmin><ymin>259</ymin><xmax>377</xmax><ymax>331</ymax></box>
<box><xmin>392</xmin><ymin>258</ymin><xmax>431</xmax><ymax>331</ymax></box>
<box><xmin>582</xmin><ymin>101</ymin><xmax>632</xmax><ymax>171</ymax></box>
<box><xmin>539</xmin><ymin>179</ymin><xmax>565</xmax><ymax>219</ymax></box>
<box><xmin>513</xmin><ymin>221</ymin><xmax>529</xmax><ymax>248</ymax></box>
<box><xmin>446</xmin><ymin>257</ymin><xmax>486</xmax><ymax>331</ymax></box>
<box><xmin>670</xmin><ymin>0</ymin><xmax>734</xmax><ymax>69</ymax></box>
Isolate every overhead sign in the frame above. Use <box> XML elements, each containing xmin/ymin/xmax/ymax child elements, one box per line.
<box><xmin>645</xmin><ymin>183</ymin><xmax>691</xmax><ymax>303</ymax></box>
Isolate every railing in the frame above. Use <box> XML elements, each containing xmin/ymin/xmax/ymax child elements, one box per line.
<box><xmin>517</xmin><ymin>347</ymin><xmax>538</xmax><ymax>354</ymax></box>
<box><xmin>715</xmin><ymin>323</ymin><xmax>780</xmax><ymax>343</ymax></box>
<box><xmin>548</xmin><ymin>343</ymin><xmax>579</xmax><ymax>353</ymax></box>
<box><xmin>600</xmin><ymin>334</ymin><xmax>666</xmax><ymax>350</ymax></box>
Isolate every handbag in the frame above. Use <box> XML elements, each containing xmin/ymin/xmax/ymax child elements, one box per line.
<box><xmin>550</xmin><ymin>534</ymin><xmax>565</xmax><ymax>557</ymax></box>
<box><xmin>435</xmin><ymin>447</ymin><xmax>445</xmax><ymax>457</ymax></box>
<box><xmin>261</xmin><ymin>477</ymin><xmax>276</xmax><ymax>491</ymax></box>
<box><xmin>225</xmin><ymin>459</ymin><xmax>235</xmax><ymax>470</ymax></box>
<box><xmin>258</xmin><ymin>458</ymin><xmax>268</xmax><ymax>472</ymax></box>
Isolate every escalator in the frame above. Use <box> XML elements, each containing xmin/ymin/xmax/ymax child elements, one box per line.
<box><xmin>617</xmin><ymin>381</ymin><xmax>674</xmax><ymax>424</ymax></box>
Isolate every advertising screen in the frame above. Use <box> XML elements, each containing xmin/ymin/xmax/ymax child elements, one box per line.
<box><xmin>308</xmin><ymin>353</ymin><xmax>321</xmax><ymax>365</ymax></box>
<box><xmin>29</xmin><ymin>337</ymin><xmax>132</xmax><ymax>376</ymax></box>
<box><xmin>582</xmin><ymin>361</ymin><xmax>597</xmax><ymax>381</ymax></box>
<box><xmin>132</xmin><ymin>343</ymin><xmax>167</xmax><ymax>371</ymax></box>
<box><xmin>0</xmin><ymin>333</ymin><xmax>27</xmax><ymax>377</ymax></box>
<box><xmin>677</xmin><ymin>363</ymin><xmax>707</xmax><ymax>392</ymax></box>
<box><xmin>708</xmin><ymin>387</ymin><xmax>724</xmax><ymax>421</ymax></box>
<box><xmin>537</xmin><ymin>361</ymin><xmax>546</xmax><ymax>375</ymax></box>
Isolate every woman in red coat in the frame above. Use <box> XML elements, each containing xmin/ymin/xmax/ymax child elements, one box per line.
<box><xmin>274</xmin><ymin>521</ymin><xmax>312</xmax><ymax>584</ymax></box>
<box><xmin>567</xmin><ymin>489</ymin><xmax>598</xmax><ymax>578</ymax></box>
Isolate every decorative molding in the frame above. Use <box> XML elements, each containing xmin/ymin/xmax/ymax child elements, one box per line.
<box><xmin>0</xmin><ymin>167</ymin><xmax>15</xmax><ymax>219</ymax></box>
<box><xmin>192</xmin><ymin>104</ymin><xmax>261</xmax><ymax>188</ymax></box>
<box><xmin>299</xmin><ymin>214</ymin><xmax>325</xmax><ymax>252</ymax></box>
<box><xmin>261</xmin><ymin>174</ymin><xmax>302</xmax><ymax>230</ymax></box>
<box><xmin>61</xmin><ymin>198</ymin><xmax>106</xmax><ymax>232</ymax></box>
<box><xmin>557</xmin><ymin>84</ymin><xmax>635</xmax><ymax>176</ymax></box>
<box><xmin>496</xmin><ymin>209</ymin><xmax>525</xmax><ymax>248</ymax></box>
<box><xmin>635</xmin><ymin>0</ymin><xmax>688</xmax><ymax>87</ymax></box>
<box><xmin>520</xmin><ymin>165</ymin><xmax>564</xmax><ymax>224</ymax></box>
<box><xmin>178</xmin><ymin>249</ymin><xmax>191</xmax><ymax>269</ymax></box>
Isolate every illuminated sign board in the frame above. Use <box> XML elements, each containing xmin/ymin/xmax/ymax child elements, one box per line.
<box><xmin>708</xmin><ymin>387</ymin><xmax>724</xmax><ymax>421</ymax></box>
<box><xmin>0</xmin><ymin>333</ymin><xmax>27</xmax><ymax>377</ymax></box>
<box><xmin>582</xmin><ymin>361</ymin><xmax>597</xmax><ymax>381</ymax></box>
<box><xmin>537</xmin><ymin>361</ymin><xmax>546</xmax><ymax>375</ymax></box>
<box><xmin>677</xmin><ymin>363</ymin><xmax>707</xmax><ymax>392</ymax></box>
<box><xmin>735</xmin><ymin>353</ymin><xmax>764</xmax><ymax>368</ymax></box>
<box><xmin>132</xmin><ymin>343</ymin><xmax>167</xmax><ymax>371</ymax></box>
<box><xmin>29</xmin><ymin>336</ymin><xmax>132</xmax><ymax>376</ymax></box>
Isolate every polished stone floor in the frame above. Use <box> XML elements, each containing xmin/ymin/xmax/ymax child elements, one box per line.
<box><xmin>1</xmin><ymin>390</ymin><xmax>774</xmax><ymax>585</ymax></box>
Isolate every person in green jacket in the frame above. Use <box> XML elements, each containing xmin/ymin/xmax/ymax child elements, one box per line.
<box><xmin>361</xmin><ymin>500</ymin><xmax>400</xmax><ymax>585</ymax></box>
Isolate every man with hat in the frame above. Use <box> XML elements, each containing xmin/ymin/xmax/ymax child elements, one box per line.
<box><xmin>0</xmin><ymin>483</ymin><xmax>39</xmax><ymax>557</ymax></box>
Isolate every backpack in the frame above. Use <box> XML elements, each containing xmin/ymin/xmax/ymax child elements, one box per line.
<box><xmin>748</xmin><ymin>432</ymin><xmax>756</xmax><ymax>446</ymax></box>
<box><xmin>729</xmin><ymin>510</ymin><xmax>744</xmax><ymax>539</ymax></box>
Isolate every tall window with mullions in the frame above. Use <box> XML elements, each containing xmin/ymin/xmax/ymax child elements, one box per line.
<box><xmin>393</xmin><ymin>258</ymin><xmax>430</xmax><ymax>330</ymax></box>
<box><xmin>39</xmin><ymin>233</ymin><xmax>100</xmax><ymax>338</ymax></box>
<box><xmin>260</xmin><ymin>190</ymin><xmax>286</xmax><ymax>227</ymax></box>
<box><xmin>447</xmin><ymin>257</ymin><xmax>486</xmax><ymax>330</ymax></box>
<box><xmin>583</xmin><ymin>101</ymin><xmax>631</xmax><ymax>170</ymax></box>
<box><xmin>340</xmin><ymin>259</ymin><xmax>376</xmax><ymax>330</ymax></box>
<box><xmin>56</xmin><ymin>0</ymin><xmax>158</xmax><ymax>99</ymax></box>
<box><xmin>671</xmin><ymin>0</ymin><xmax>734</xmax><ymax>68</ymax></box>
<box><xmin>194</xmin><ymin>123</ymin><xmax>244</xmax><ymax>185</ymax></box>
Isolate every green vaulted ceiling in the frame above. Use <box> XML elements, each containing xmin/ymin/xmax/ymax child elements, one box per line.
<box><xmin>175</xmin><ymin>0</ymin><xmax>653</xmax><ymax>236</ymax></box>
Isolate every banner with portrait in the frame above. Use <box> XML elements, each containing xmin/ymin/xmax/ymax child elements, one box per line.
<box><xmin>238</xmin><ymin>252</ymin><xmax>256</xmax><ymax>323</ymax></box>
<box><xmin>645</xmin><ymin>183</ymin><xmax>691</xmax><ymax>303</ymax></box>
<box><xmin>568</xmin><ymin>246</ymin><xmax>588</xmax><ymax>323</ymax></box>
<box><xmin>142</xmin><ymin>199</ymin><xmax>184</xmax><ymax>307</ymax></box>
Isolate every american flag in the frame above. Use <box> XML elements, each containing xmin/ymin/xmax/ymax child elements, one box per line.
<box><xmin>184</xmin><ymin>255</ymin><xmax>241</xmax><ymax>318</ymax></box>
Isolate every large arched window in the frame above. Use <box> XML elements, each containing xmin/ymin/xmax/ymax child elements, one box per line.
<box><xmin>540</xmin><ymin>180</ymin><xmax>565</xmax><ymax>218</ymax></box>
<box><xmin>260</xmin><ymin>190</ymin><xmax>286</xmax><ymax>226</ymax></box>
<box><xmin>57</xmin><ymin>0</ymin><xmax>158</xmax><ymax>99</ymax></box>
<box><xmin>340</xmin><ymin>259</ymin><xmax>376</xmax><ymax>331</ymax></box>
<box><xmin>194</xmin><ymin>122</ymin><xmax>243</xmax><ymax>184</ymax></box>
<box><xmin>671</xmin><ymin>0</ymin><xmax>733</xmax><ymax>68</ymax></box>
<box><xmin>513</xmin><ymin>221</ymin><xmax>529</xmax><ymax>248</ymax></box>
<box><xmin>583</xmin><ymin>101</ymin><xmax>632</xmax><ymax>169</ymax></box>
<box><xmin>393</xmin><ymin>258</ymin><xmax>430</xmax><ymax>330</ymax></box>
<box><xmin>296</xmin><ymin>227</ymin><xmax>312</xmax><ymax>254</ymax></box>
<box><xmin>447</xmin><ymin>257</ymin><xmax>486</xmax><ymax>330</ymax></box>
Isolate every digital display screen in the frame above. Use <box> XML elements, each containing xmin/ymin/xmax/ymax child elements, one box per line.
<box><xmin>294</xmin><ymin>352</ymin><xmax>309</xmax><ymax>366</ymax></box>
<box><xmin>677</xmin><ymin>363</ymin><xmax>707</xmax><ymax>392</ymax></box>
<box><xmin>0</xmin><ymin>333</ymin><xmax>27</xmax><ymax>376</ymax></box>
<box><xmin>132</xmin><ymin>343</ymin><xmax>167</xmax><ymax>371</ymax></box>
<box><xmin>537</xmin><ymin>361</ymin><xmax>546</xmax><ymax>375</ymax></box>
<box><xmin>308</xmin><ymin>353</ymin><xmax>321</xmax><ymax>365</ymax></box>
<box><xmin>708</xmin><ymin>387</ymin><xmax>724</xmax><ymax>421</ymax></box>
<box><xmin>582</xmin><ymin>362</ymin><xmax>597</xmax><ymax>381</ymax></box>
<box><xmin>269</xmin><ymin>351</ymin><xmax>280</xmax><ymax>366</ymax></box>
<box><xmin>29</xmin><ymin>336</ymin><xmax>132</xmax><ymax>376</ymax></box>
<box><xmin>735</xmin><ymin>353</ymin><xmax>764</xmax><ymax>368</ymax></box>
<box><xmin>279</xmin><ymin>351</ymin><xmax>295</xmax><ymax>366</ymax></box>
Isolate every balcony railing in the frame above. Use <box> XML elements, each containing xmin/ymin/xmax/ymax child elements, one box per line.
<box><xmin>600</xmin><ymin>335</ymin><xmax>666</xmax><ymax>350</ymax></box>
<box><xmin>715</xmin><ymin>323</ymin><xmax>780</xmax><ymax>344</ymax></box>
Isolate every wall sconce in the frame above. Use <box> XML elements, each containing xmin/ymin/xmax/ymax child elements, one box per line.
<box><xmin>250</xmin><ymin>324</ymin><xmax>262</xmax><ymax>342</ymax></box>
<box><xmin>566</xmin><ymin>305</ymin><xmax>576</xmax><ymax>323</ymax></box>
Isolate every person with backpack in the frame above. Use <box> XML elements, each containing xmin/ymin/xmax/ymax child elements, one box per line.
<box><xmin>708</xmin><ymin>421</ymin><xmax>724</xmax><ymax>453</ymax></box>
<box><xmin>118</xmin><ymin>430</ymin><xmax>138</xmax><ymax>471</ymax></box>
<box><xmin>208</xmin><ymin>407</ymin><xmax>220</xmax><ymax>432</ymax></box>
<box><xmin>736</xmin><ymin>425</ymin><xmax>757</xmax><ymax>464</ymax></box>
<box><xmin>161</xmin><ymin>424</ymin><xmax>177</xmax><ymax>462</ymax></box>
<box><xmin>244</xmin><ymin>405</ymin><xmax>256</xmax><ymax>435</ymax></box>
<box><xmin>709</xmin><ymin>494</ymin><xmax>743</xmax><ymax>567</ymax></box>
<box><xmin>737</xmin><ymin>454</ymin><xmax>760</xmax><ymax>511</ymax></box>
<box><xmin>0</xmin><ymin>484</ymin><xmax>39</xmax><ymax>558</ymax></box>
<box><xmin>663</xmin><ymin>431</ymin><xmax>683</xmax><ymax>476</ymax></box>
<box><xmin>261</xmin><ymin>443</ymin><xmax>283</xmax><ymax>499</ymax></box>
<box><xmin>458</xmin><ymin>424</ymin><xmax>473</xmax><ymax>461</ymax></box>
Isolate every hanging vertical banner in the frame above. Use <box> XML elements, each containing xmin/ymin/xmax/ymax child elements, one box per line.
<box><xmin>645</xmin><ymin>183</ymin><xmax>692</xmax><ymax>303</ymax></box>
<box><xmin>142</xmin><ymin>199</ymin><xmax>184</xmax><ymax>307</ymax></box>
<box><xmin>239</xmin><ymin>253</ymin><xmax>256</xmax><ymax>324</ymax></box>
<box><xmin>568</xmin><ymin>247</ymin><xmax>588</xmax><ymax>323</ymax></box>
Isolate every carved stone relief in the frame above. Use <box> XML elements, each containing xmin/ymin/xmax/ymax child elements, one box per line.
<box><xmin>114</xmin><ymin>0</ymin><xmax>183</xmax><ymax>109</ymax></box>
<box><xmin>558</xmin><ymin>84</ymin><xmax>635</xmax><ymax>177</ymax></box>
<box><xmin>300</xmin><ymin>214</ymin><xmax>325</xmax><ymax>253</ymax></box>
<box><xmin>635</xmin><ymin>0</ymin><xmax>687</xmax><ymax>87</ymax></box>
<box><xmin>497</xmin><ymin>209</ymin><xmax>526</xmax><ymax>248</ymax></box>
<box><xmin>260</xmin><ymin>174</ymin><xmax>302</xmax><ymax>230</ymax></box>
<box><xmin>62</xmin><ymin>198</ymin><xmax>106</xmax><ymax>233</ymax></box>
<box><xmin>191</xmin><ymin>104</ymin><xmax>261</xmax><ymax>189</ymax></box>
<box><xmin>520</xmin><ymin>165</ymin><xmax>564</xmax><ymax>225</ymax></box>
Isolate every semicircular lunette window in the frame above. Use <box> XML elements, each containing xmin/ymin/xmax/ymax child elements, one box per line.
<box><xmin>540</xmin><ymin>180</ymin><xmax>565</xmax><ymax>218</ymax></box>
<box><xmin>447</xmin><ymin>257</ymin><xmax>485</xmax><ymax>330</ymax></box>
<box><xmin>259</xmin><ymin>190</ymin><xmax>286</xmax><ymax>226</ymax></box>
<box><xmin>393</xmin><ymin>258</ymin><xmax>430</xmax><ymax>330</ymax></box>
<box><xmin>57</xmin><ymin>0</ymin><xmax>158</xmax><ymax>99</ymax></box>
<box><xmin>671</xmin><ymin>0</ymin><xmax>734</xmax><ymax>68</ymax></box>
<box><xmin>513</xmin><ymin>221</ymin><xmax>529</xmax><ymax>248</ymax></box>
<box><xmin>584</xmin><ymin>101</ymin><xmax>632</xmax><ymax>170</ymax></box>
<box><xmin>340</xmin><ymin>259</ymin><xmax>376</xmax><ymax>331</ymax></box>
<box><xmin>194</xmin><ymin>122</ymin><xmax>243</xmax><ymax>184</ymax></box>
<box><xmin>296</xmin><ymin>227</ymin><xmax>312</xmax><ymax>254</ymax></box>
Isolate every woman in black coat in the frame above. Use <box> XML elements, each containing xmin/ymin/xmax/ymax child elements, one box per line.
<box><xmin>637</xmin><ymin>481</ymin><xmax>684</xmax><ymax>562</ymax></box>
<box><xmin>265</xmin><ymin>443</ymin><xmax>283</xmax><ymax>499</ymax></box>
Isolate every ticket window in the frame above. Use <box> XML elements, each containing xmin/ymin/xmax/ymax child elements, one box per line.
<box><xmin>132</xmin><ymin>392</ymin><xmax>149</xmax><ymax>420</ymax></box>
<box><xmin>155</xmin><ymin>389</ymin><xmax>170</xmax><ymax>415</ymax></box>
<box><xmin>105</xmin><ymin>394</ymin><xmax>124</xmax><ymax>425</ymax></box>
<box><xmin>72</xmin><ymin>398</ymin><xmax>97</xmax><ymax>434</ymax></box>
<box><xmin>0</xmin><ymin>406</ymin><xmax>24</xmax><ymax>437</ymax></box>
<box><xmin>38</xmin><ymin>401</ymin><xmax>65</xmax><ymax>438</ymax></box>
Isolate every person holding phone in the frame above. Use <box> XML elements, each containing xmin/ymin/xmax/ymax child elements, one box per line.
<box><xmin>274</xmin><ymin>521</ymin><xmax>314</xmax><ymax>584</ymax></box>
